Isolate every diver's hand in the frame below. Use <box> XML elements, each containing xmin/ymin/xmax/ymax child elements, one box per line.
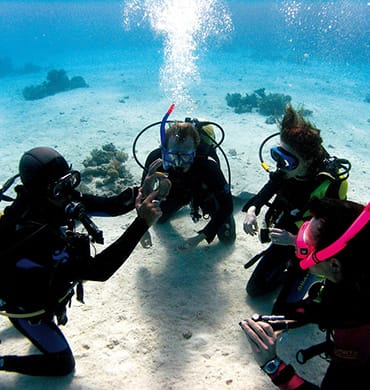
<box><xmin>178</xmin><ymin>233</ymin><xmax>206</xmax><ymax>252</ymax></box>
<box><xmin>243</xmin><ymin>206</ymin><xmax>258</xmax><ymax>236</ymax></box>
<box><xmin>140</xmin><ymin>230</ymin><xmax>152</xmax><ymax>248</ymax></box>
<box><xmin>142</xmin><ymin>158</ymin><xmax>171</xmax><ymax>200</ymax></box>
<box><xmin>269</xmin><ymin>228</ymin><xmax>296</xmax><ymax>246</ymax></box>
<box><xmin>136</xmin><ymin>190</ymin><xmax>162</xmax><ymax>227</ymax></box>
<box><xmin>239</xmin><ymin>318</ymin><xmax>278</xmax><ymax>367</ymax></box>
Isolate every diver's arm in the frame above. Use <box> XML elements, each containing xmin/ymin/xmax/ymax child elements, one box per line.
<box><xmin>243</xmin><ymin>206</ymin><xmax>258</xmax><ymax>235</ymax></box>
<box><xmin>79</xmin><ymin>191</ymin><xmax>161</xmax><ymax>281</ymax></box>
<box><xmin>240</xmin><ymin>319</ymin><xmax>318</xmax><ymax>389</ymax></box>
<box><xmin>81</xmin><ymin>217</ymin><xmax>148</xmax><ymax>281</ymax></box>
<box><xmin>77</xmin><ymin>187</ymin><xmax>138</xmax><ymax>217</ymax></box>
<box><xmin>199</xmin><ymin>189</ymin><xmax>233</xmax><ymax>243</ymax></box>
<box><xmin>242</xmin><ymin>171</ymin><xmax>284</xmax><ymax>215</ymax></box>
<box><xmin>141</xmin><ymin>149</ymin><xmax>162</xmax><ymax>185</ymax></box>
<box><xmin>198</xmin><ymin>161</ymin><xmax>233</xmax><ymax>243</ymax></box>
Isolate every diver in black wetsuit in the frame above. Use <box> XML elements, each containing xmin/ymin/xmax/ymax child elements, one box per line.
<box><xmin>242</xmin><ymin>105</ymin><xmax>350</xmax><ymax>312</ymax></box>
<box><xmin>142</xmin><ymin>121</ymin><xmax>236</xmax><ymax>251</ymax></box>
<box><xmin>240</xmin><ymin>197</ymin><xmax>370</xmax><ymax>389</ymax></box>
<box><xmin>0</xmin><ymin>146</ymin><xmax>169</xmax><ymax>376</ymax></box>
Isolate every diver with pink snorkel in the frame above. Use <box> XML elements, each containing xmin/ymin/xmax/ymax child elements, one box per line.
<box><xmin>240</xmin><ymin>197</ymin><xmax>370</xmax><ymax>389</ymax></box>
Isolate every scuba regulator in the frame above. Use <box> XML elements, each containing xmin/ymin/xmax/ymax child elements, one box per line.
<box><xmin>64</xmin><ymin>201</ymin><xmax>104</xmax><ymax>244</ymax></box>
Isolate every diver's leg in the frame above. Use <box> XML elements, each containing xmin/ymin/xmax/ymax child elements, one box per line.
<box><xmin>217</xmin><ymin>214</ymin><xmax>236</xmax><ymax>243</ymax></box>
<box><xmin>246</xmin><ymin>245</ymin><xmax>292</xmax><ymax>297</ymax></box>
<box><xmin>272</xmin><ymin>265</ymin><xmax>318</xmax><ymax>314</ymax></box>
<box><xmin>157</xmin><ymin>198</ymin><xmax>186</xmax><ymax>224</ymax></box>
<box><xmin>0</xmin><ymin>317</ymin><xmax>75</xmax><ymax>376</ymax></box>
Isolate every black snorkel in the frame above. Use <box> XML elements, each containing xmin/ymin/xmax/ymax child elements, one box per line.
<box><xmin>0</xmin><ymin>174</ymin><xmax>20</xmax><ymax>203</ymax></box>
<box><xmin>258</xmin><ymin>132</ymin><xmax>280</xmax><ymax>173</ymax></box>
<box><xmin>184</xmin><ymin>117</ymin><xmax>225</xmax><ymax>148</ymax></box>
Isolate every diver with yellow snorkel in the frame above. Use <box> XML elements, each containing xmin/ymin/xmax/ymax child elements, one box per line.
<box><xmin>242</xmin><ymin>104</ymin><xmax>351</xmax><ymax>313</ymax></box>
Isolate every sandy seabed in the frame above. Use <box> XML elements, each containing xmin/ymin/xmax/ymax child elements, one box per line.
<box><xmin>0</xmin><ymin>52</ymin><xmax>368</xmax><ymax>389</ymax></box>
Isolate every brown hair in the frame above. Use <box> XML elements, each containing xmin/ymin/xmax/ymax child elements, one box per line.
<box><xmin>165</xmin><ymin>122</ymin><xmax>200</xmax><ymax>148</ymax></box>
<box><xmin>307</xmin><ymin>197</ymin><xmax>369</xmax><ymax>289</ymax></box>
<box><xmin>279</xmin><ymin>105</ymin><xmax>324</xmax><ymax>169</ymax></box>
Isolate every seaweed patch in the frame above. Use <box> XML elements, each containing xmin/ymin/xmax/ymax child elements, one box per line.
<box><xmin>22</xmin><ymin>69</ymin><xmax>88</xmax><ymax>100</ymax></box>
<box><xmin>79</xmin><ymin>143</ymin><xmax>134</xmax><ymax>196</ymax></box>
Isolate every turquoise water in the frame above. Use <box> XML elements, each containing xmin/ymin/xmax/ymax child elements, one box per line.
<box><xmin>1</xmin><ymin>1</ymin><xmax>368</xmax><ymax>64</ymax></box>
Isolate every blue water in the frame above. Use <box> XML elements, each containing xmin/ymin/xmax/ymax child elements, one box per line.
<box><xmin>0</xmin><ymin>0</ymin><xmax>369</xmax><ymax>199</ymax></box>
<box><xmin>1</xmin><ymin>1</ymin><xmax>368</xmax><ymax>65</ymax></box>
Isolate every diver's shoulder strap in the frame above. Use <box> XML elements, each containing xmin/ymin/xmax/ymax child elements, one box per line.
<box><xmin>310</xmin><ymin>176</ymin><xmax>347</xmax><ymax>200</ymax></box>
<box><xmin>297</xmin><ymin>176</ymin><xmax>348</xmax><ymax>227</ymax></box>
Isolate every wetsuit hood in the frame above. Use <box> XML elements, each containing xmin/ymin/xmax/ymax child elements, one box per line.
<box><xmin>19</xmin><ymin>147</ymin><xmax>70</xmax><ymax>194</ymax></box>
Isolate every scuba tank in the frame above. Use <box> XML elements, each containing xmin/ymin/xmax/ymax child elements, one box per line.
<box><xmin>132</xmin><ymin>104</ymin><xmax>232</xmax><ymax>188</ymax></box>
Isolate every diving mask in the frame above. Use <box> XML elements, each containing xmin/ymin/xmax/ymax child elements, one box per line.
<box><xmin>50</xmin><ymin>170</ymin><xmax>81</xmax><ymax>198</ymax></box>
<box><xmin>161</xmin><ymin>148</ymin><xmax>195</xmax><ymax>170</ymax></box>
<box><xmin>270</xmin><ymin>146</ymin><xmax>299</xmax><ymax>171</ymax></box>
<box><xmin>296</xmin><ymin>202</ymin><xmax>370</xmax><ymax>270</ymax></box>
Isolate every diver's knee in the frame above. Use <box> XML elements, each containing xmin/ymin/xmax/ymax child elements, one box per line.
<box><xmin>52</xmin><ymin>350</ymin><xmax>75</xmax><ymax>376</ymax></box>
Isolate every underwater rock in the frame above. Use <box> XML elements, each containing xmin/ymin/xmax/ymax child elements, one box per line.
<box><xmin>298</xmin><ymin>107</ymin><xmax>313</xmax><ymax>116</ymax></box>
<box><xmin>225</xmin><ymin>92</ymin><xmax>258</xmax><ymax>114</ymax></box>
<box><xmin>225</xmin><ymin>88</ymin><xmax>294</xmax><ymax>117</ymax></box>
<box><xmin>69</xmin><ymin>76</ymin><xmax>88</xmax><ymax>89</ymax></box>
<box><xmin>265</xmin><ymin>116</ymin><xmax>276</xmax><ymax>124</ymax></box>
<box><xmin>228</xmin><ymin>148</ymin><xmax>237</xmax><ymax>157</ymax></box>
<box><xmin>182</xmin><ymin>330</ymin><xmax>192</xmax><ymax>339</ymax></box>
<box><xmin>80</xmin><ymin>143</ymin><xmax>134</xmax><ymax>196</ymax></box>
<box><xmin>258</xmin><ymin>92</ymin><xmax>291</xmax><ymax>116</ymax></box>
<box><xmin>22</xmin><ymin>69</ymin><xmax>88</xmax><ymax>100</ymax></box>
<box><xmin>254</xmin><ymin>88</ymin><xmax>266</xmax><ymax>98</ymax></box>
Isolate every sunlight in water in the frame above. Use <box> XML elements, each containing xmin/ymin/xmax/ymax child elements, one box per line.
<box><xmin>123</xmin><ymin>0</ymin><xmax>233</xmax><ymax>112</ymax></box>
<box><xmin>278</xmin><ymin>1</ymin><xmax>360</xmax><ymax>62</ymax></box>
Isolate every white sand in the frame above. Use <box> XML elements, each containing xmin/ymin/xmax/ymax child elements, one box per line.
<box><xmin>0</xmin><ymin>54</ymin><xmax>368</xmax><ymax>389</ymax></box>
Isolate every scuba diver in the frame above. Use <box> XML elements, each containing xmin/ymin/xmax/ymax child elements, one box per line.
<box><xmin>0</xmin><ymin>146</ymin><xmax>169</xmax><ymax>376</ymax></box>
<box><xmin>242</xmin><ymin>104</ymin><xmax>351</xmax><ymax>312</ymax></box>
<box><xmin>240</xmin><ymin>197</ymin><xmax>370</xmax><ymax>389</ymax></box>
<box><xmin>136</xmin><ymin>105</ymin><xmax>235</xmax><ymax>251</ymax></box>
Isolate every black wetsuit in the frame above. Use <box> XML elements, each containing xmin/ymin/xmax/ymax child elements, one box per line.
<box><xmin>143</xmin><ymin>147</ymin><xmax>235</xmax><ymax>243</ymax></box>
<box><xmin>0</xmin><ymin>185</ymin><xmax>148</xmax><ymax>376</ymax></box>
<box><xmin>269</xmin><ymin>280</ymin><xmax>370</xmax><ymax>389</ymax></box>
<box><xmin>242</xmin><ymin>169</ymin><xmax>344</xmax><ymax>306</ymax></box>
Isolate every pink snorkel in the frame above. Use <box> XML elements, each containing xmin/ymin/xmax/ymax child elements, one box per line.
<box><xmin>299</xmin><ymin>202</ymin><xmax>370</xmax><ymax>270</ymax></box>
